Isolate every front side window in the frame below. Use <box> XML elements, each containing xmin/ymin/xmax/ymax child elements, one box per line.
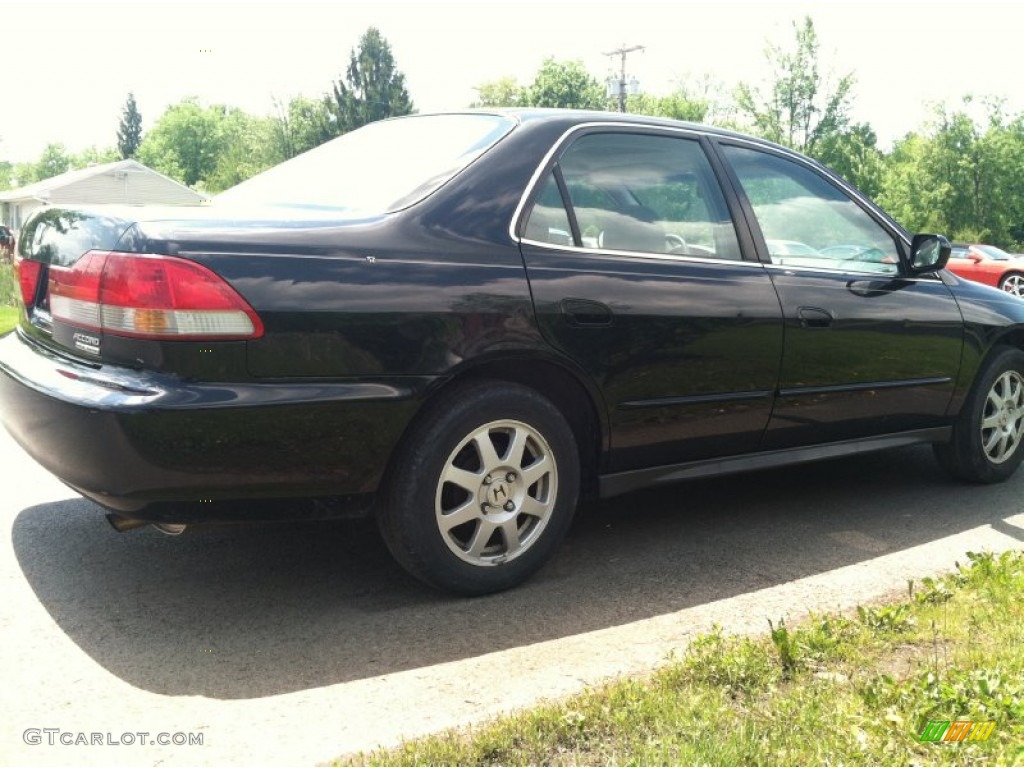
<box><xmin>523</xmin><ymin>132</ymin><xmax>741</xmax><ymax>260</ymax></box>
<box><xmin>722</xmin><ymin>144</ymin><xmax>900</xmax><ymax>275</ymax></box>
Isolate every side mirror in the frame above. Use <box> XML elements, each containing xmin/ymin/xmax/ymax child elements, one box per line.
<box><xmin>908</xmin><ymin>234</ymin><xmax>951</xmax><ymax>275</ymax></box>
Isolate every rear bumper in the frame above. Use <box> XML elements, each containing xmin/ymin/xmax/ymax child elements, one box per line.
<box><xmin>0</xmin><ymin>330</ymin><xmax>428</xmax><ymax>518</ymax></box>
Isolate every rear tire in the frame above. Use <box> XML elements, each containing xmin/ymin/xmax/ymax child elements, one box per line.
<box><xmin>378</xmin><ymin>381</ymin><xmax>580</xmax><ymax>595</ymax></box>
<box><xmin>934</xmin><ymin>347</ymin><xmax>1024</xmax><ymax>483</ymax></box>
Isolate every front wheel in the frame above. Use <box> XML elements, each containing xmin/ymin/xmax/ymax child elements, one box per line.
<box><xmin>999</xmin><ymin>272</ymin><xmax>1024</xmax><ymax>298</ymax></box>
<box><xmin>935</xmin><ymin>347</ymin><xmax>1024</xmax><ymax>482</ymax></box>
<box><xmin>378</xmin><ymin>381</ymin><xmax>580</xmax><ymax>595</ymax></box>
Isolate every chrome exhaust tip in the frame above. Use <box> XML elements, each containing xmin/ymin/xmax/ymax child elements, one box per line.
<box><xmin>152</xmin><ymin>523</ymin><xmax>187</xmax><ymax>536</ymax></box>
<box><xmin>106</xmin><ymin>515</ymin><xmax>188</xmax><ymax>536</ymax></box>
<box><xmin>106</xmin><ymin>513</ymin><xmax>150</xmax><ymax>533</ymax></box>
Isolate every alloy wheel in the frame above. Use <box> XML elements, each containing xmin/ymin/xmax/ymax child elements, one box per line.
<box><xmin>980</xmin><ymin>370</ymin><xmax>1024</xmax><ymax>464</ymax></box>
<box><xmin>1001</xmin><ymin>274</ymin><xmax>1024</xmax><ymax>297</ymax></box>
<box><xmin>435</xmin><ymin>419</ymin><xmax>558</xmax><ymax>566</ymax></box>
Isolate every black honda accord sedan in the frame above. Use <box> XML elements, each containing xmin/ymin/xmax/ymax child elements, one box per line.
<box><xmin>3</xmin><ymin>110</ymin><xmax>1024</xmax><ymax>595</ymax></box>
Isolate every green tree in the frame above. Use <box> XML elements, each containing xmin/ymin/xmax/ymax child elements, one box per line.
<box><xmin>271</xmin><ymin>95</ymin><xmax>336</xmax><ymax>160</ymax></box>
<box><xmin>735</xmin><ymin>16</ymin><xmax>854</xmax><ymax>154</ymax></box>
<box><xmin>205</xmin><ymin>111</ymin><xmax>282</xmax><ymax>192</ymax></box>
<box><xmin>686</xmin><ymin>73</ymin><xmax>737</xmax><ymax>126</ymax></box>
<box><xmin>814</xmin><ymin>122</ymin><xmax>885</xmax><ymax>198</ymax></box>
<box><xmin>999</xmin><ymin>114</ymin><xmax>1024</xmax><ymax>245</ymax></box>
<box><xmin>627</xmin><ymin>90</ymin><xmax>708</xmax><ymax>122</ymax></box>
<box><xmin>12</xmin><ymin>161</ymin><xmax>36</xmax><ymax>187</ymax></box>
<box><xmin>117</xmin><ymin>92</ymin><xmax>143</xmax><ymax>159</ymax></box>
<box><xmin>472</xmin><ymin>77</ymin><xmax>528</xmax><ymax>108</ymax></box>
<box><xmin>34</xmin><ymin>143</ymin><xmax>73</xmax><ymax>180</ymax></box>
<box><xmin>73</xmin><ymin>146</ymin><xmax>119</xmax><ymax>169</ymax></box>
<box><xmin>528</xmin><ymin>58</ymin><xmax>606</xmax><ymax>110</ymax></box>
<box><xmin>0</xmin><ymin>161</ymin><xmax>13</xmax><ymax>190</ymax></box>
<box><xmin>137</xmin><ymin>98</ymin><xmax>230</xmax><ymax>187</ymax></box>
<box><xmin>930</xmin><ymin>105</ymin><xmax>992</xmax><ymax>239</ymax></box>
<box><xmin>329</xmin><ymin>27</ymin><xmax>414</xmax><ymax>136</ymax></box>
<box><xmin>4</xmin><ymin>144</ymin><xmax>118</xmax><ymax>189</ymax></box>
<box><xmin>139</xmin><ymin>98</ymin><xmax>284</xmax><ymax>192</ymax></box>
<box><xmin>877</xmin><ymin>99</ymin><xmax>1024</xmax><ymax>247</ymax></box>
<box><xmin>877</xmin><ymin>131</ymin><xmax>942</xmax><ymax>234</ymax></box>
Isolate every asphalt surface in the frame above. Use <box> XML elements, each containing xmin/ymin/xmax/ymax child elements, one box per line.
<box><xmin>2</xmin><ymin>421</ymin><xmax>1023</xmax><ymax>767</ymax></box>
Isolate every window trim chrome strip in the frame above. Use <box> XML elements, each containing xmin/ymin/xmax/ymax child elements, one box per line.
<box><xmin>762</xmin><ymin>262</ymin><xmax>942</xmax><ymax>281</ymax></box>
<box><xmin>518</xmin><ymin>235</ymin><xmax>769</xmax><ymax>268</ymax></box>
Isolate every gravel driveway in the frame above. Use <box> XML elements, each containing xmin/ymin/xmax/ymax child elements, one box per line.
<box><xmin>2</xmin><ymin>424</ymin><xmax>1022</xmax><ymax>767</ymax></box>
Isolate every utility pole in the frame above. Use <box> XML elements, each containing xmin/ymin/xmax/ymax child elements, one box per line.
<box><xmin>604</xmin><ymin>44</ymin><xmax>644</xmax><ymax>112</ymax></box>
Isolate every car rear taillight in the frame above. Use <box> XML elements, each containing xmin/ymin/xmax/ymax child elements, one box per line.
<box><xmin>15</xmin><ymin>256</ymin><xmax>43</xmax><ymax>307</ymax></box>
<box><xmin>48</xmin><ymin>251</ymin><xmax>263</xmax><ymax>340</ymax></box>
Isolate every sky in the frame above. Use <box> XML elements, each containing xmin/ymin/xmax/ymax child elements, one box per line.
<box><xmin>1</xmin><ymin>0</ymin><xmax>1022</xmax><ymax>164</ymax></box>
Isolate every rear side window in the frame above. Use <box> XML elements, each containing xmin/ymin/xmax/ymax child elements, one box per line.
<box><xmin>522</xmin><ymin>175</ymin><xmax>574</xmax><ymax>247</ymax></box>
<box><xmin>523</xmin><ymin>132</ymin><xmax>742</xmax><ymax>260</ymax></box>
<box><xmin>722</xmin><ymin>144</ymin><xmax>900</xmax><ymax>275</ymax></box>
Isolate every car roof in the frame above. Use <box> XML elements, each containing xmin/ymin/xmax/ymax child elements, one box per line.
<box><xmin>421</xmin><ymin>107</ymin><xmax>804</xmax><ymax>157</ymax></box>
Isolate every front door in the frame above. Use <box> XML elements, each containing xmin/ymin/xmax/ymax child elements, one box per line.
<box><xmin>717</xmin><ymin>141</ymin><xmax>964</xmax><ymax>449</ymax></box>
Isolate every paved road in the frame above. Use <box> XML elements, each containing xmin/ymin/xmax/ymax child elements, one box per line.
<box><xmin>2</xmin><ymin>423</ymin><xmax>1023</xmax><ymax>767</ymax></box>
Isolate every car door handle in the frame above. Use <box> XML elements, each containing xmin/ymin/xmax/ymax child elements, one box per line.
<box><xmin>797</xmin><ymin>306</ymin><xmax>834</xmax><ymax>328</ymax></box>
<box><xmin>561</xmin><ymin>298</ymin><xmax>613</xmax><ymax>327</ymax></box>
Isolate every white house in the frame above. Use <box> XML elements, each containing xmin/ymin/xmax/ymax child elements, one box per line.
<box><xmin>0</xmin><ymin>159</ymin><xmax>203</xmax><ymax>232</ymax></box>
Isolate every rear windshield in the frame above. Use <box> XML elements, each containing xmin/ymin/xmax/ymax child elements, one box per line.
<box><xmin>216</xmin><ymin>113</ymin><xmax>516</xmax><ymax>213</ymax></box>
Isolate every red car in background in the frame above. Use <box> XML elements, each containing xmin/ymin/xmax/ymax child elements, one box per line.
<box><xmin>946</xmin><ymin>243</ymin><xmax>1024</xmax><ymax>297</ymax></box>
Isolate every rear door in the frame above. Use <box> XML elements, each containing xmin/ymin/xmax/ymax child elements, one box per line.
<box><xmin>517</xmin><ymin>127</ymin><xmax>784</xmax><ymax>473</ymax></box>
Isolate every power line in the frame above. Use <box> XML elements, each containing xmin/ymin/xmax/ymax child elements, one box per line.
<box><xmin>603</xmin><ymin>44</ymin><xmax>644</xmax><ymax>112</ymax></box>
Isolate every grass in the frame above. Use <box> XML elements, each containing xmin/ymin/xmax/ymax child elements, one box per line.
<box><xmin>0</xmin><ymin>306</ymin><xmax>17</xmax><ymax>335</ymax></box>
<box><xmin>0</xmin><ymin>261</ymin><xmax>17</xmax><ymax>335</ymax></box>
<box><xmin>337</xmin><ymin>550</ymin><xmax>1024</xmax><ymax>766</ymax></box>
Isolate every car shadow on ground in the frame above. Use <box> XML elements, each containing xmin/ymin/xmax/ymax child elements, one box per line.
<box><xmin>11</xmin><ymin>445</ymin><xmax>1024</xmax><ymax>700</ymax></box>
